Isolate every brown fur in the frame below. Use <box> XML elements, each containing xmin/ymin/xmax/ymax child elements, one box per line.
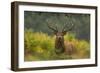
<box><xmin>55</xmin><ymin>36</ymin><xmax>65</xmax><ymax>54</ymax></box>
<box><xmin>64</xmin><ymin>41</ymin><xmax>75</xmax><ymax>55</ymax></box>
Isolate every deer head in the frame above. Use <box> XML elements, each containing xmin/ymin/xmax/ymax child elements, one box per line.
<box><xmin>47</xmin><ymin>20</ymin><xmax>74</xmax><ymax>54</ymax></box>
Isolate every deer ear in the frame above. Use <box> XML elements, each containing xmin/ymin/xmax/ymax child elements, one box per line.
<box><xmin>54</xmin><ymin>31</ymin><xmax>57</xmax><ymax>34</ymax></box>
<box><xmin>52</xmin><ymin>31</ymin><xmax>57</xmax><ymax>34</ymax></box>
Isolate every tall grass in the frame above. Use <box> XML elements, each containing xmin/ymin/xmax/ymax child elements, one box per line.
<box><xmin>24</xmin><ymin>29</ymin><xmax>90</xmax><ymax>61</ymax></box>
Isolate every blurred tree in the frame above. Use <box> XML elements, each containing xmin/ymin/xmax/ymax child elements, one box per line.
<box><xmin>24</xmin><ymin>11</ymin><xmax>90</xmax><ymax>41</ymax></box>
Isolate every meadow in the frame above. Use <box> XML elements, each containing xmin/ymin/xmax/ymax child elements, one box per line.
<box><xmin>24</xmin><ymin>29</ymin><xmax>90</xmax><ymax>61</ymax></box>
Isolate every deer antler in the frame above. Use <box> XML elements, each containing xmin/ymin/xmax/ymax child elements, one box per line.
<box><xmin>47</xmin><ymin>20</ymin><xmax>58</xmax><ymax>32</ymax></box>
<box><xmin>62</xmin><ymin>22</ymin><xmax>74</xmax><ymax>32</ymax></box>
<box><xmin>62</xmin><ymin>15</ymin><xmax>74</xmax><ymax>33</ymax></box>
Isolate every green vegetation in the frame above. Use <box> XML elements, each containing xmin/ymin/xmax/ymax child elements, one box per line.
<box><xmin>24</xmin><ymin>30</ymin><xmax>90</xmax><ymax>61</ymax></box>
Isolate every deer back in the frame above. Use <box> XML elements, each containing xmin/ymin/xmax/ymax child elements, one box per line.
<box><xmin>64</xmin><ymin>41</ymin><xmax>76</xmax><ymax>55</ymax></box>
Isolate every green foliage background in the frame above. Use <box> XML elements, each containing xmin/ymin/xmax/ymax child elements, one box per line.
<box><xmin>24</xmin><ymin>11</ymin><xmax>90</xmax><ymax>61</ymax></box>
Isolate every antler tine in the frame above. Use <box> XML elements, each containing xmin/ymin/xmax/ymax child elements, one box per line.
<box><xmin>62</xmin><ymin>23</ymin><xmax>69</xmax><ymax>32</ymax></box>
<box><xmin>47</xmin><ymin>23</ymin><xmax>58</xmax><ymax>32</ymax></box>
<box><xmin>46</xmin><ymin>19</ymin><xmax>58</xmax><ymax>32</ymax></box>
<box><xmin>62</xmin><ymin>22</ymin><xmax>74</xmax><ymax>32</ymax></box>
<box><xmin>62</xmin><ymin>15</ymin><xmax>74</xmax><ymax>32</ymax></box>
<box><xmin>55</xmin><ymin>23</ymin><xmax>58</xmax><ymax>31</ymax></box>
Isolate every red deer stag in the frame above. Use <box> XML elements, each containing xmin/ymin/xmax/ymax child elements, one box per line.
<box><xmin>47</xmin><ymin>21</ymin><xmax>75</xmax><ymax>55</ymax></box>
